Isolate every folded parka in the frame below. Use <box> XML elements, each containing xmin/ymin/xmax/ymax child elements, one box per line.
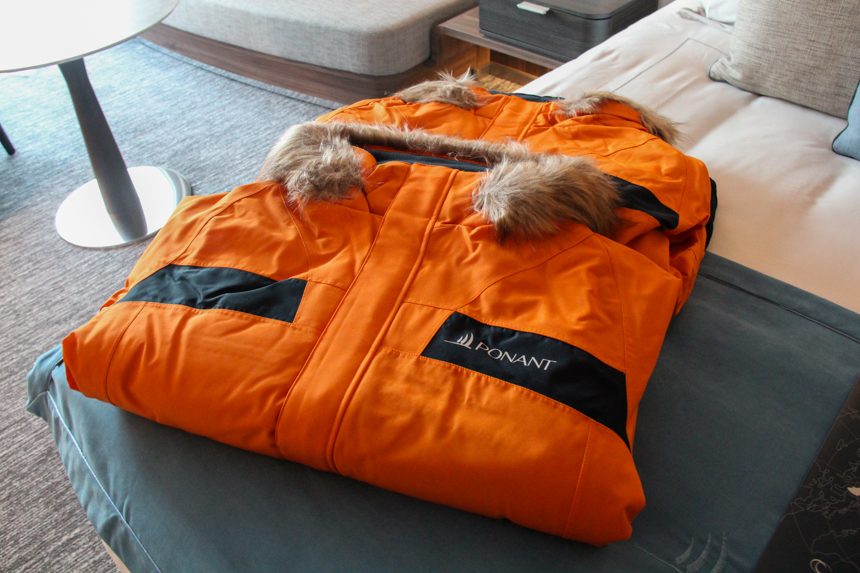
<box><xmin>62</xmin><ymin>92</ymin><xmax>713</xmax><ymax>546</ymax></box>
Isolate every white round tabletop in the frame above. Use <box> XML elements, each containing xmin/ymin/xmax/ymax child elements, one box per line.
<box><xmin>0</xmin><ymin>0</ymin><xmax>179</xmax><ymax>72</ymax></box>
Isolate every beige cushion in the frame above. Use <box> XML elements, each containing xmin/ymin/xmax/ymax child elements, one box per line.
<box><xmin>164</xmin><ymin>0</ymin><xmax>477</xmax><ymax>76</ymax></box>
<box><xmin>709</xmin><ymin>0</ymin><xmax>860</xmax><ymax>118</ymax></box>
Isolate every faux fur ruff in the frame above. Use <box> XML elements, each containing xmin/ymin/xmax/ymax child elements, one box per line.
<box><xmin>394</xmin><ymin>71</ymin><xmax>481</xmax><ymax>110</ymax></box>
<box><xmin>260</xmin><ymin>122</ymin><xmax>618</xmax><ymax>243</ymax></box>
<box><xmin>394</xmin><ymin>75</ymin><xmax>681</xmax><ymax>145</ymax></box>
<box><xmin>561</xmin><ymin>91</ymin><xmax>682</xmax><ymax>146</ymax></box>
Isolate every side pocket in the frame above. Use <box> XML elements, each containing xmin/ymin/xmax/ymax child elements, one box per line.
<box><xmin>102</xmin><ymin>302</ymin><xmax>318</xmax><ymax>458</ymax></box>
<box><xmin>332</xmin><ymin>348</ymin><xmax>594</xmax><ymax>539</ymax></box>
<box><xmin>421</xmin><ymin>311</ymin><xmax>630</xmax><ymax>448</ymax></box>
<box><xmin>563</xmin><ymin>417</ymin><xmax>645</xmax><ymax>545</ymax></box>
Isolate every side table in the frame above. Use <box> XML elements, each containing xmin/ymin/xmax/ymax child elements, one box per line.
<box><xmin>434</xmin><ymin>7</ymin><xmax>564</xmax><ymax>83</ymax></box>
<box><xmin>0</xmin><ymin>0</ymin><xmax>191</xmax><ymax>248</ymax></box>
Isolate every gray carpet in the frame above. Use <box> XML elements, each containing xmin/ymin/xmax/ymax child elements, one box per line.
<box><xmin>0</xmin><ymin>38</ymin><xmax>338</xmax><ymax>572</ymax></box>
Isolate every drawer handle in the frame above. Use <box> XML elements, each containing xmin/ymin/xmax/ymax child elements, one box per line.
<box><xmin>517</xmin><ymin>1</ymin><xmax>550</xmax><ymax>14</ymax></box>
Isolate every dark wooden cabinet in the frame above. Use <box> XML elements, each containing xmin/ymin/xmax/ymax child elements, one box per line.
<box><xmin>479</xmin><ymin>0</ymin><xmax>657</xmax><ymax>62</ymax></box>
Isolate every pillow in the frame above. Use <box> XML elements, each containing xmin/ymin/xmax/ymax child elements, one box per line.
<box><xmin>709</xmin><ymin>0</ymin><xmax>860</xmax><ymax>119</ymax></box>
<box><xmin>833</xmin><ymin>82</ymin><xmax>860</xmax><ymax>160</ymax></box>
<box><xmin>701</xmin><ymin>0</ymin><xmax>737</xmax><ymax>24</ymax></box>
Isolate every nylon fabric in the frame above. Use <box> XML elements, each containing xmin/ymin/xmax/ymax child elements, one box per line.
<box><xmin>61</xmin><ymin>91</ymin><xmax>712</xmax><ymax>545</ymax></box>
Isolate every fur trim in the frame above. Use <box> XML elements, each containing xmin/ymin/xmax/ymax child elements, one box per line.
<box><xmin>396</xmin><ymin>79</ymin><xmax>680</xmax><ymax>145</ymax></box>
<box><xmin>260</xmin><ymin>121</ymin><xmax>618</xmax><ymax>242</ymax></box>
<box><xmin>475</xmin><ymin>154</ymin><xmax>618</xmax><ymax>243</ymax></box>
<box><xmin>259</xmin><ymin>122</ymin><xmax>364</xmax><ymax>206</ymax></box>
<box><xmin>394</xmin><ymin>71</ymin><xmax>481</xmax><ymax>110</ymax></box>
<box><xmin>561</xmin><ymin>91</ymin><xmax>682</xmax><ymax>146</ymax></box>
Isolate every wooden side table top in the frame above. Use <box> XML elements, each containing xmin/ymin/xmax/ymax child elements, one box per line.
<box><xmin>0</xmin><ymin>0</ymin><xmax>179</xmax><ymax>72</ymax></box>
<box><xmin>435</xmin><ymin>7</ymin><xmax>565</xmax><ymax>71</ymax></box>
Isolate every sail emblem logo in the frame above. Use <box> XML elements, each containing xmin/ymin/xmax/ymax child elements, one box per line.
<box><xmin>445</xmin><ymin>333</ymin><xmax>475</xmax><ymax>349</ymax></box>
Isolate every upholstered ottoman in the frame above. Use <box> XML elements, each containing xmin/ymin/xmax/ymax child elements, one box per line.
<box><xmin>142</xmin><ymin>0</ymin><xmax>479</xmax><ymax>102</ymax></box>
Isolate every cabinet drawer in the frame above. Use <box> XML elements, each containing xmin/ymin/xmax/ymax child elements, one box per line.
<box><xmin>479</xmin><ymin>0</ymin><xmax>656</xmax><ymax>62</ymax></box>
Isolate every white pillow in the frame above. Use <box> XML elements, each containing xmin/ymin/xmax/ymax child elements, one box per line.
<box><xmin>701</xmin><ymin>0</ymin><xmax>737</xmax><ymax>23</ymax></box>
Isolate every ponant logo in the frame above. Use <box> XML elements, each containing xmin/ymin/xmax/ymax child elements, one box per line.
<box><xmin>444</xmin><ymin>332</ymin><xmax>556</xmax><ymax>371</ymax></box>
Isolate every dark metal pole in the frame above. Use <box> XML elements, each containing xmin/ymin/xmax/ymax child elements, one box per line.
<box><xmin>58</xmin><ymin>58</ymin><xmax>147</xmax><ymax>241</ymax></box>
<box><xmin>0</xmin><ymin>122</ymin><xmax>14</xmax><ymax>155</ymax></box>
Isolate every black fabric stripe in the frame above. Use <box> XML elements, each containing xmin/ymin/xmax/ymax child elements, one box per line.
<box><xmin>706</xmin><ymin>178</ymin><xmax>718</xmax><ymax>248</ymax></box>
<box><xmin>612</xmin><ymin>176</ymin><xmax>680</xmax><ymax>230</ymax></box>
<box><xmin>120</xmin><ymin>265</ymin><xmax>306</xmax><ymax>323</ymax></box>
<box><xmin>421</xmin><ymin>312</ymin><xmax>629</xmax><ymax>447</ymax></box>
<box><xmin>368</xmin><ymin>149</ymin><xmax>490</xmax><ymax>173</ymax></box>
<box><xmin>487</xmin><ymin>90</ymin><xmax>563</xmax><ymax>103</ymax></box>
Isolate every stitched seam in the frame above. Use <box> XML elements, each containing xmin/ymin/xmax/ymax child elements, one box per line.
<box><xmin>46</xmin><ymin>393</ymin><xmax>163</xmax><ymax>573</ymax></box>
<box><xmin>601</xmin><ymin>136</ymin><xmax>657</xmax><ymax>156</ymax></box>
<box><xmin>274</xmin><ymin>162</ymin><xmax>412</xmax><ymax>461</ymax></box>
<box><xmin>599</xmin><ymin>238</ymin><xmax>629</xmax><ymax>374</ymax></box>
<box><xmin>385</xmin><ymin>303</ymin><xmax>454</xmax><ymax>351</ymax></box>
<box><xmin>115</xmin><ymin>301</ymin><xmax>320</xmax><ymax>332</ymax></box>
<box><xmin>398</xmin><ymin>299</ymin><xmax>454</xmax><ymax>312</ymax></box>
<box><xmin>402</xmin><ymin>234</ymin><xmax>594</xmax><ymax>314</ymax></box>
<box><xmin>380</xmin><ymin>347</ymin><xmax>609</xmax><ymax>419</ymax></box>
<box><xmin>477</xmin><ymin>98</ymin><xmax>509</xmax><ymax>139</ymax></box>
<box><xmin>435</xmin><ymin>220</ymin><xmax>490</xmax><ymax>230</ymax></box>
<box><xmin>124</xmin><ymin>185</ymin><xmax>289</xmax><ymax>300</ymax></box>
<box><xmin>396</xmin><ymin>297</ymin><xmax>573</xmax><ymax>341</ymax></box>
<box><xmin>611</xmin><ymin>38</ymin><xmax>698</xmax><ymax>92</ymax></box>
<box><xmin>631</xmin><ymin>544</ymin><xmax>684</xmax><ymax>572</ymax></box>
<box><xmin>326</xmin><ymin>169</ymin><xmax>457</xmax><ymax>471</ymax></box>
<box><xmin>305</xmin><ymin>278</ymin><xmax>348</xmax><ymax>291</ymax></box>
<box><xmin>517</xmin><ymin>104</ymin><xmax>545</xmax><ymax>142</ymax></box>
<box><xmin>548</xmin><ymin>132</ymin><xmax>655</xmax><ymax>159</ymax></box>
<box><xmin>280</xmin><ymin>194</ymin><xmax>313</xmax><ymax>282</ymax></box>
<box><xmin>170</xmin><ymin>187</ymin><xmax>268</xmax><ymax>264</ymax></box>
<box><xmin>161</xmin><ymin>260</ymin><xmax>311</xmax><ymax>284</ymax></box>
<box><xmin>103</xmin><ymin>304</ymin><xmax>147</xmax><ymax>405</ymax></box>
<box><xmin>564</xmin><ymin>421</ymin><xmax>594</xmax><ymax>539</ymax></box>
<box><xmin>457</xmin><ymin>240</ymin><xmax>591</xmax><ymax>308</ymax></box>
<box><xmin>677</xmin><ymin>155</ymin><xmax>691</xmax><ymax>225</ymax></box>
<box><xmin>698</xmin><ymin>271</ymin><xmax>860</xmax><ymax>345</ymax></box>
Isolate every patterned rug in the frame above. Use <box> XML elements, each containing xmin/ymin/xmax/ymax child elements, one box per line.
<box><xmin>0</xmin><ymin>38</ymin><xmax>337</xmax><ymax>573</ymax></box>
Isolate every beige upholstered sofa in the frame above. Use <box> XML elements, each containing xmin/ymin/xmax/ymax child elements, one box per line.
<box><xmin>143</xmin><ymin>0</ymin><xmax>479</xmax><ymax>103</ymax></box>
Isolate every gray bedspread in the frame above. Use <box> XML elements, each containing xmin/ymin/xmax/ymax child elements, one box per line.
<box><xmin>26</xmin><ymin>253</ymin><xmax>860</xmax><ymax>573</ymax></box>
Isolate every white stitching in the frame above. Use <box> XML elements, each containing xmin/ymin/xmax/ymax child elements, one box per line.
<box><xmin>46</xmin><ymin>392</ymin><xmax>163</xmax><ymax>573</ymax></box>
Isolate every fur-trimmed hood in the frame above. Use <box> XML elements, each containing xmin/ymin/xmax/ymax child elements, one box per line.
<box><xmin>260</xmin><ymin>121</ymin><xmax>619</xmax><ymax>243</ymax></box>
<box><xmin>395</xmin><ymin>74</ymin><xmax>681</xmax><ymax>146</ymax></box>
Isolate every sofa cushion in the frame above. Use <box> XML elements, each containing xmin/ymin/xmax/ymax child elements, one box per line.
<box><xmin>708</xmin><ymin>0</ymin><xmax>860</xmax><ymax>118</ymax></box>
<box><xmin>164</xmin><ymin>0</ymin><xmax>477</xmax><ymax>76</ymax></box>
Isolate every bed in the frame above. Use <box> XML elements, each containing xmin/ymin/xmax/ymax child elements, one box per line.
<box><xmin>26</xmin><ymin>0</ymin><xmax>860</xmax><ymax>571</ymax></box>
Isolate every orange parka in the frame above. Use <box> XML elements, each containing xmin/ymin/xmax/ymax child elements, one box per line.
<box><xmin>62</xmin><ymin>89</ymin><xmax>713</xmax><ymax>546</ymax></box>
